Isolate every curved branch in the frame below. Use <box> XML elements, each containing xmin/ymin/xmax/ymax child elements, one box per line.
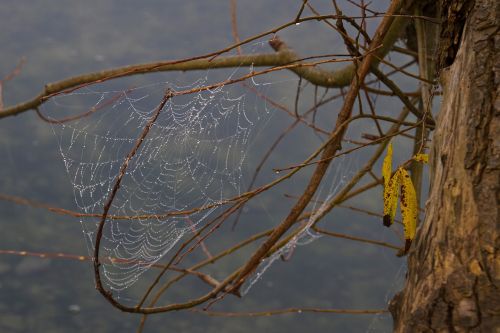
<box><xmin>0</xmin><ymin>9</ymin><xmax>409</xmax><ymax>119</ymax></box>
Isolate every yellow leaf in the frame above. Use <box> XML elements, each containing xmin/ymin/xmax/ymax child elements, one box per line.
<box><xmin>382</xmin><ymin>142</ymin><xmax>393</xmax><ymax>189</ymax></box>
<box><xmin>380</xmin><ymin>143</ymin><xmax>420</xmax><ymax>255</ymax></box>
<box><xmin>383</xmin><ymin>168</ymin><xmax>401</xmax><ymax>227</ymax></box>
<box><xmin>399</xmin><ymin>168</ymin><xmax>417</xmax><ymax>243</ymax></box>
<box><xmin>382</xmin><ymin>142</ymin><xmax>398</xmax><ymax>226</ymax></box>
<box><xmin>413</xmin><ymin>153</ymin><xmax>429</xmax><ymax>164</ymax></box>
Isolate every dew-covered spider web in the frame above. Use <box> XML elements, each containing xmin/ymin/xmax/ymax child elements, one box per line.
<box><xmin>46</xmin><ymin>67</ymin><xmax>277</xmax><ymax>292</ymax></box>
<box><xmin>42</xmin><ymin>39</ymin><xmax>377</xmax><ymax>303</ymax></box>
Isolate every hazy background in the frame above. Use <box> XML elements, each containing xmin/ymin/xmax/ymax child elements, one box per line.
<box><xmin>0</xmin><ymin>1</ymin><xmax>420</xmax><ymax>332</ymax></box>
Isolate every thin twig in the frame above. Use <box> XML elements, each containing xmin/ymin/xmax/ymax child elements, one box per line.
<box><xmin>295</xmin><ymin>0</ymin><xmax>309</xmax><ymax>21</ymax></box>
<box><xmin>312</xmin><ymin>227</ymin><xmax>402</xmax><ymax>251</ymax></box>
<box><xmin>93</xmin><ymin>89</ymin><xmax>173</xmax><ymax>311</ymax></box>
<box><xmin>193</xmin><ymin>307</ymin><xmax>388</xmax><ymax>317</ymax></box>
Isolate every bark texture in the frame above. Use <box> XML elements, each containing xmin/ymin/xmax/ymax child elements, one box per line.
<box><xmin>390</xmin><ymin>0</ymin><xmax>499</xmax><ymax>332</ymax></box>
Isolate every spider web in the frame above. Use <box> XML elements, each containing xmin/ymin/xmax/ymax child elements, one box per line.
<box><xmin>241</xmin><ymin>155</ymin><xmax>355</xmax><ymax>295</ymax></box>
<box><xmin>48</xmin><ymin>71</ymin><xmax>272</xmax><ymax>292</ymax></box>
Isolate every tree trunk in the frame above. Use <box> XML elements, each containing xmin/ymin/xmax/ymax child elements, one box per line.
<box><xmin>390</xmin><ymin>0</ymin><xmax>499</xmax><ymax>332</ymax></box>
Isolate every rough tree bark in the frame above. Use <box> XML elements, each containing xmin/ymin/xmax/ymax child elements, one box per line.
<box><xmin>390</xmin><ymin>0</ymin><xmax>499</xmax><ymax>332</ymax></box>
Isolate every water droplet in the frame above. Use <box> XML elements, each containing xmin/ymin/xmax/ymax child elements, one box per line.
<box><xmin>295</xmin><ymin>22</ymin><xmax>301</xmax><ymax>26</ymax></box>
<box><xmin>68</xmin><ymin>304</ymin><xmax>81</xmax><ymax>314</ymax></box>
